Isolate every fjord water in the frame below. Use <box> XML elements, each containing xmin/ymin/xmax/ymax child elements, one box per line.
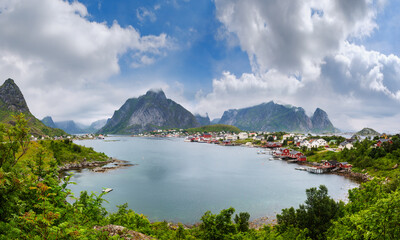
<box><xmin>71</xmin><ymin>136</ymin><xmax>358</xmax><ymax>224</ymax></box>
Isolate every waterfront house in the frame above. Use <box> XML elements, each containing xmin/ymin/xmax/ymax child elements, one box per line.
<box><xmin>238</xmin><ymin>132</ymin><xmax>249</xmax><ymax>140</ymax></box>
<box><xmin>339</xmin><ymin>162</ymin><xmax>352</xmax><ymax>169</ymax></box>
<box><xmin>225</xmin><ymin>134</ymin><xmax>237</xmax><ymax>141</ymax></box>
<box><xmin>324</xmin><ymin>160</ymin><xmax>339</xmax><ymax>168</ymax></box>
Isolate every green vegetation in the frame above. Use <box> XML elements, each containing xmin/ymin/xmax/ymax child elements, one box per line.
<box><xmin>2</xmin><ymin>115</ymin><xmax>400</xmax><ymax>239</ymax></box>
<box><xmin>0</xmin><ymin>103</ymin><xmax>66</xmax><ymax>137</ymax></box>
<box><xmin>307</xmin><ymin>135</ymin><xmax>400</xmax><ymax>178</ymax></box>
<box><xmin>185</xmin><ymin>124</ymin><xmax>241</xmax><ymax>134</ymax></box>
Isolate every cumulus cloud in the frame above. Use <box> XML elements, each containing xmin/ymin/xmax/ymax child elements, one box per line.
<box><xmin>0</xmin><ymin>0</ymin><xmax>171</xmax><ymax>123</ymax></box>
<box><xmin>196</xmin><ymin>0</ymin><xmax>400</xmax><ymax>132</ymax></box>
<box><xmin>214</xmin><ymin>0</ymin><xmax>380</xmax><ymax>77</ymax></box>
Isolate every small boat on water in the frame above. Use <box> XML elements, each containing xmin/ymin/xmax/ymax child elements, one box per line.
<box><xmin>102</xmin><ymin>188</ymin><xmax>113</xmax><ymax>193</ymax></box>
<box><xmin>295</xmin><ymin>167</ymin><xmax>307</xmax><ymax>171</ymax></box>
<box><xmin>257</xmin><ymin>150</ymin><xmax>268</xmax><ymax>154</ymax></box>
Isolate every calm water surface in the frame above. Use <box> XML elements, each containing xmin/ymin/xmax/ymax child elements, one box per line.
<box><xmin>71</xmin><ymin>136</ymin><xmax>358</xmax><ymax>223</ymax></box>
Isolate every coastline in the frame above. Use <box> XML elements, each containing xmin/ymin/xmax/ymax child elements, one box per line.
<box><xmin>58</xmin><ymin>158</ymin><xmax>136</xmax><ymax>173</ymax></box>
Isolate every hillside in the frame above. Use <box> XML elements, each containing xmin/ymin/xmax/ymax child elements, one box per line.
<box><xmin>0</xmin><ymin>79</ymin><xmax>66</xmax><ymax>136</ymax></box>
<box><xmin>99</xmin><ymin>89</ymin><xmax>200</xmax><ymax>134</ymax></box>
<box><xmin>185</xmin><ymin>124</ymin><xmax>241</xmax><ymax>134</ymax></box>
<box><xmin>356</xmin><ymin>127</ymin><xmax>380</xmax><ymax>136</ymax></box>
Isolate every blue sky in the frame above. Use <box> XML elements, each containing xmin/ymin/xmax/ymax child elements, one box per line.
<box><xmin>0</xmin><ymin>0</ymin><xmax>400</xmax><ymax>132</ymax></box>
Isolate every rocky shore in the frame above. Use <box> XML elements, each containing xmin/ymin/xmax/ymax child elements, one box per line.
<box><xmin>332</xmin><ymin>170</ymin><xmax>372</xmax><ymax>182</ymax></box>
<box><xmin>58</xmin><ymin>158</ymin><xmax>136</xmax><ymax>173</ymax></box>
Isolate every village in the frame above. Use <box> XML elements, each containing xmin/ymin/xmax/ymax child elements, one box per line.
<box><xmin>139</xmin><ymin>129</ymin><xmax>393</xmax><ymax>176</ymax></box>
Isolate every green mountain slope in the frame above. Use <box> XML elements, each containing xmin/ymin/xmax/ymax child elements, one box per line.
<box><xmin>0</xmin><ymin>78</ymin><xmax>66</xmax><ymax>136</ymax></box>
<box><xmin>186</xmin><ymin>124</ymin><xmax>241</xmax><ymax>133</ymax></box>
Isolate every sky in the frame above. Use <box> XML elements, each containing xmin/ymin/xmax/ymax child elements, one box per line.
<box><xmin>0</xmin><ymin>0</ymin><xmax>399</xmax><ymax>133</ymax></box>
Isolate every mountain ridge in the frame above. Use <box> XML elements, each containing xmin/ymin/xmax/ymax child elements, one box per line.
<box><xmin>99</xmin><ymin>89</ymin><xmax>200</xmax><ymax>134</ymax></box>
<box><xmin>218</xmin><ymin>101</ymin><xmax>337</xmax><ymax>133</ymax></box>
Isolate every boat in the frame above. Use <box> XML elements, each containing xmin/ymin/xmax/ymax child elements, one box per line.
<box><xmin>295</xmin><ymin>167</ymin><xmax>307</xmax><ymax>171</ymax></box>
<box><xmin>257</xmin><ymin>150</ymin><xmax>268</xmax><ymax>154</ymax></box>
<box><xmin>102</xmin><ymin>188</ymin><xmax>113</xmax><ymax>193</ymax></box>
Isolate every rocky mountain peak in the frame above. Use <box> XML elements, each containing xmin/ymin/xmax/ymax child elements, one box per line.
<box><xmin>311</xmin><ymin>108</ymin><xmax>335</xmax><ymax>132</ymax></box>
<box><xmin>145</xmin><ymin>89</ymin><xmax>166</xmax><ymax>100</ymax></box>
<box><xmin>41</xmin><ymin>116</ymin><xmax>57</xmax><ymax>129</ymax></box>
<box><xmin>0</xmin><ymin>78</ymin><xmax>30</xmax><ymax>113</ymax></box>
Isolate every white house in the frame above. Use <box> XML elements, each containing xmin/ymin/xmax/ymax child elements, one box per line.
<box><xmin>225</xmin><ymin>134</ymin><xmax>238</xmax><ymax>141</ymax></box>
<box><xmin>310</xmin><ymin>139</ymin><xmax>328</xmax><ymax>148</ymax></box>
<box><xmin>238</xmin><ymin>132</ymin><xmax>249</xmax><ymax>140</ymax></box>
<box><xmin>338</xmin><ymin>141</ymin><xmax>354</xmax><ymax>150</ymax></box>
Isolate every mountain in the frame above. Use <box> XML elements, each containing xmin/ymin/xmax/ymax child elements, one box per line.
<box><xmin>41</xmin><ymin>117</ymin><xmax>108</xmax><ymax>134</ymax></box>
<box><xmin>89</xmin><ymin>119</ymin><xmax>107</xmax><ymax>130</ymax></box>
<box><xmin>0</xmin><ymin>78</ymin><xmax>66</xmax><ymax>136</ymax></box>
<box><xmin>99</xmin><ymin>89</ymin><xmax>200</xmax><ymax>134</ymax></box>
<box><xmin>195</xmin><ymin>113</ymin><xmax>211</xmax><ymax>126</ymax></box>
<box><xmin>41</xmin><ymin>116</ymin><xmax>57</xmax><ymax>129</ymax></box>
<box><xmin>218</xmin><ymin>101</ymin><xmax>337</xmax><ymax>133</ymax></box>
<box><xmin>356</xmin><ymin>127</ymin><xmax>380</xmax><ymax>136</ymax></box>
<box><xmin>310</xmin><ymin>108</ymin><xmax>337</xmax><ymax>133</ymax></box>
<box><xmin>211</xmin><ymin>118</ymin><xmax>221</xmax><ymax>124</ymax></box>
<box><xmin>54</xmin><ymin>120</ymin><xmax>85</xmax><ymax>134</ymax></box>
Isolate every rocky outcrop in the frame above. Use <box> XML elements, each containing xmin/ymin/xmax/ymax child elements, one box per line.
<box><xmin>311</xmin><ymin>108</ymin><xmax>336</xmax><ymax>133</ymax></box>
<box><xmin>99</xmin><ymin>89</ymin><xmax>200</xmax><ymax>134</ymax></box>
<box><xmin>0</xmin><ymin>79</ymin><xmax>66</xmax><ymax>136</ymax></box>
<box><xmin>0</xmin><ymin>78</ymin><xmax>30</xmax><ymax>112</ymax></box>
<box><xmin>93</xmin><ymin>225</ymin><xmax>155</xmax><ymax>239</ymax></box>
<box><xmin>58</xmin><ymin>158</ymin><xmax>134</xmax><ymax>172</ymax></box>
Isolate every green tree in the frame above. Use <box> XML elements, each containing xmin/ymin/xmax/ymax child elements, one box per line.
<box><xmin>0</xmin><ymin>113</ymin><xmax>30</xmax><ymax>171</ymax></box>
<box><xmin>234</xmin><ymin>212</ymin><xmax>250</xmax><ymax>232</ymax></box>
<box><xmin>200</xmin><ymin>207</ymin><xmax>237</xmax><ymax>240</ymax></box>
<box><xmin>277</xmin><ymin>185</ymin><xmax>344</xmax><ymax>240</ymax></box>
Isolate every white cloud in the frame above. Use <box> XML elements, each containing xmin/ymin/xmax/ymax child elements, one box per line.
<box><xmin>136</xmin><ymin>7</ymin><xmax>157</xmax><ymax>23</ymax></box>
<box><xmin>195</xmin><ymin>0</ymin><xmax>400</xmax><ymax>132</ymax></box>
<box><xmin>0</xmin><ymin>0</ymin><xmax>171</xmax><ymax>123</ymax></box>
<box><xmin>214</xmin><ymin>0</ymin><xmax>379</xmax><ymax>77</ymax></box>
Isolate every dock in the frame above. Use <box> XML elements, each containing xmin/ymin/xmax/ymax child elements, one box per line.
<box><xmin>307</xmin><ymin>167</ymin><xmax>330</xmax><ymax>174</ymax></box>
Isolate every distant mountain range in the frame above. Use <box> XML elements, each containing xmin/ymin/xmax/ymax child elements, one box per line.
<box><xmin>0</xmin><ymin>78</ymin><xmax>65</xmax><ymax>136</ymax></box>
<box><xmin>195</xmin><ymin>114</ymin><xmax>211</xmax><ymax>126</ymax></box>
<box><xmin>218</xmin><ymin>101</ymin><xmax>337</xmax><ymax>133</ymax></box>
<box><xmin>98</xmin><ymin>90</ymin><xmax>200</xmax><ymax>134</ymax></box>
<box><xmin>3</xmin><ymin>78</ymin><xmax>338</xmax><ymax>135</ymax></box>
<box><xmin>41</xmin><ymin>116</ymin><xmax>107</xmax><ymax>134</ymax></box>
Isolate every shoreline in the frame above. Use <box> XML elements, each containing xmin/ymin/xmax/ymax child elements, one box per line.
<box><xmin>71</xmin><ymin>137</ymin><xmax>362</xmax><ymax>229</ymax></box>
<box><xmin>58</xmin><ymin>158</ymin><xmax>136</xmax><ymax>174</ymax></box>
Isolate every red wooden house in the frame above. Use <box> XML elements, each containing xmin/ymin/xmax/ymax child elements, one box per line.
<box><xmin>376</xmin><ymin>139</ymin><xmax>393</xmax><ymax>147</ymax></box>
